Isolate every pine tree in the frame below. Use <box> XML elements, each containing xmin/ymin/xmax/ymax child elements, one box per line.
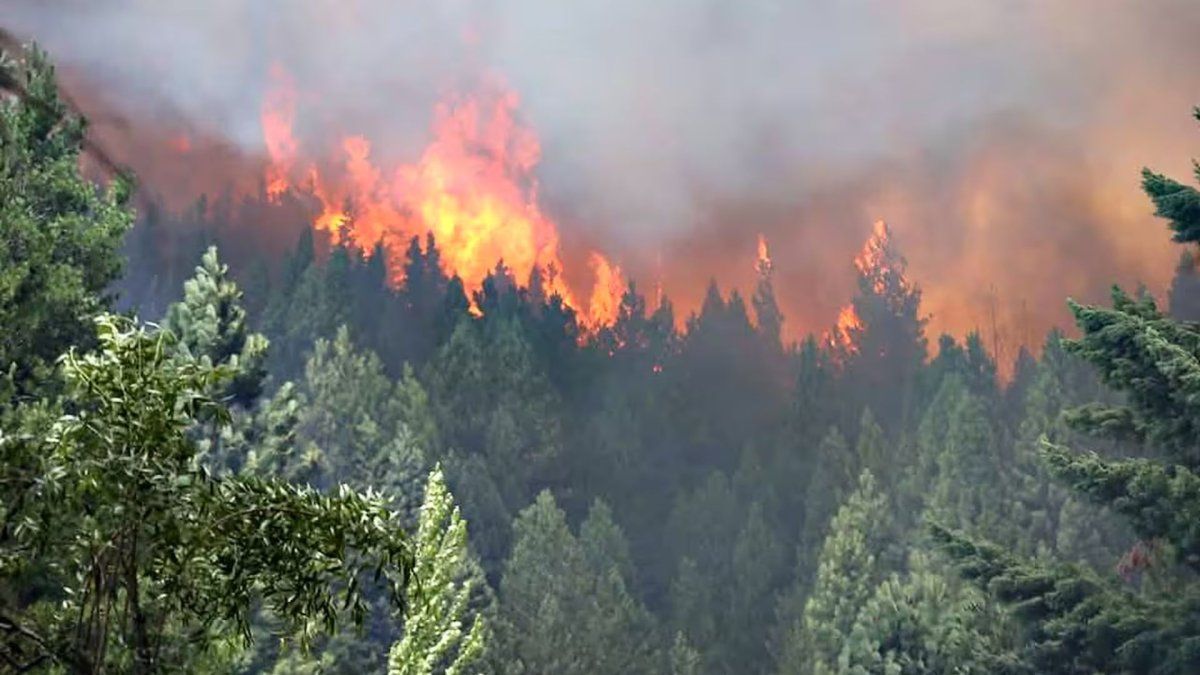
<box><xmin>495</xmin><ymin>491</ymin><xmax>586</xmax><ymax>674</ymax></box>
<box><xmin>839</xmin><ymin>554</ymin><xmax>1019</xmax><ymax>674</ymax></box>
<box><xmin>836</xmin><ymin>222</ymin><xmax>928</xmax><ymax>437</ymax></box>
<box><xmin>777</xmin><ymin>470</ymin><xmax>893</xmax><ymax>675</ymax></box>
<box><xmin>855</xmin><ymin>408</ymin><xmax>888</xmax><ymax>487</ymax></box>
<box><xmin>668</xmin><ymin>557</ymin><xmax>718</xmax><ymax>667</ymax></box>
<box><xmin>730</xmin><ymin>501</ymin><xmax>788</xmax><ymax>672</ymax></box>
<box><xmin>427</xmin><ymin>317</ymin><xmax>562</xmax><ymax>519</ymax></box>
<box><xmin>263</xmin><ymin>237</ymin><xmax>350</xmax><ymax>379</ymax></box>
<box><xmin>298</xmin><ymin>326</ymin><xmax>426</xmax><ymax>495</ymax></box>
<box><xmin>497</xmin><ymin>491</ymin><xmax>658</xmax><ymax>674</ymax></box>
<box><xmin>388</xmin><ymin>467</ymin><xmax>488</xmax><ymax>675</ymax></box>
<box><xmin>799</xmin><ymin>427</ymin><xmax>856</xmax><ymax>571</ymax></box>
<box><xmin>400</xmin><ymin>233</ymin><xmax>459</xmax><ymax>365</ymax></box>
<box><xmin>672</xmin><ymin>281</ymin><xmax>788</xmax><ymax>475</ymax></box>
<box><xmin>791</xmin><ymin>337</ymin><xmax>839</xmax><ymax>445</ymax></box>
<box><xmin>753</xmin><ymin>246</ymin><xmax>785</xmax><ymax>351</ymax></box>
<box><xmin>925</xmin><ymin>381</ymin><xmax>1009</xmax><ymax>538</ymax></box>
<box><xmin>164</xmin><ymin>246</ymin><xmax>269</xmax><ymax>407</ymax></box>
<box><xmin>663</xmin><ymin>471</ymin><xmax>743</xmax><ymax>669</ymax></box>
<box><xmin>580</xmin><ymin>499</ymin><xmax>636</xmax><ymax>586</ymax></box>
<box><xmin>935</xmin><ymin>108</ymin><xmax>1200</xmax><ymax>673</ymax></box>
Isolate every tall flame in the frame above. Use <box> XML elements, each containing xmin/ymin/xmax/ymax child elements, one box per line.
<box><xmin>854</xmin><ymin>219</ymin><xmax>907</xmax><ymax>295</ymax></box>
<box><xmin>827</xmin><ymin>220</ymin><xmax>902</xmax><ymax>354</ymax></box>
<box><xmin>261</xmin><ymin>64</ymin><xmax>298</xmax><ymax>201</ymax></box>
<box><xmin>588</xmin><ymin>252</ymin><xmax>625</xmax><ymax>327</ymax></box>
<box><xmin>260</xmin><ymin>69</ymin><xmax>624</xmax><ymax>327</ymax></box>
<box><xmin>756</xmin><ymin>233</ymin><xmax>772</xmax><ymax>274</ymax></box>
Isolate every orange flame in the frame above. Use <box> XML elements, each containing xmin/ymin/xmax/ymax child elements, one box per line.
<box><xmin>829</xmin><ymin>304</ymin><xmax>863</xmax><ymax>354</ymax></box>
<box><xmin>827</xmin><ymin>220</ymin><xmax>903</xmax><ymax>354</ymax></box>
<box><xmin>756</xmin><ymin>233</ymin><xmax>772</xmax><ymax>274</ymax></box>
<box><xmin>261</xmin><ymin>63</ymin><xmax>298</xmax><ymax>202</ymax></box>
<box><xmin>854</xmin><ymin>219</ymin><xmax>910</xmax><ymax>295</ymax></box>
<box><xmin>588</xmin><ymin>252</ymin><xmax>625</xmax><ymax>328</ymax></box>
<box><xmin>260</xmin><ymin>69</ymin><xmax>622</xmax><ymax>327</ymax></box>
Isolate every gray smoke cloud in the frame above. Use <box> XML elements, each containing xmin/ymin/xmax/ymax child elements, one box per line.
<box><xmin>3</xmin><ymin>0</ymin><xmax>1200</xmax><ymax>349</ymax></box>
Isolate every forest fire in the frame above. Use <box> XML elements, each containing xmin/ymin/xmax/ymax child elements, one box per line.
<box><xmin>826</xmin><ymin>220</ymin><xmax>909</xmax><ymax>356</ymax></box>
<box><xmin>261</xmin><ymin>63</ymin><xmax>298</xmax><ymax>202</ymax></box>
<box><xmin>258</xmin><ymin>65</ymin><xmax>624</xmax><ymax>328</ymax></box>
<box><xmin>7</xmin><ymin>6</ymin><xmax>1200</xmax><ymax>672</ymax></box>
<box><xmin>756</xmin><ymin>234</ymin><xmax>772</xmax><ymax>274</ymax></box>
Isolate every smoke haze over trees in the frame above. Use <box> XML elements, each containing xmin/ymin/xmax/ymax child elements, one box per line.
<box><xmin>5</xmin><ymin>7</ymin><xmax>1200</xmax><ymax>674</ymax></box>
<box><xmin>4</xmin><ymin>0</ymin><xmax>1200</xmax><ymax>348</ymax></box>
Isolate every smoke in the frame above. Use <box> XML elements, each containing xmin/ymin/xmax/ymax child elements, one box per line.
<box><xmin>3</xmin><ymin>0</ymin><xmax>1200</xmax><ymax>351</ymax></box>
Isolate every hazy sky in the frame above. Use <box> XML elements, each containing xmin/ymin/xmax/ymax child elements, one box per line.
<box><xmin>4</xmin><ymin>0</ymin><xmax>1200</xmax><ymax>349</ymax></box>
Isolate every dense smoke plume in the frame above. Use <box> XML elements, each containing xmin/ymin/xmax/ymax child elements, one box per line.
<box><xmin>4</xmin><ymin>0</ymin><xmax>1200</xmax><ymax>356</ymax></box>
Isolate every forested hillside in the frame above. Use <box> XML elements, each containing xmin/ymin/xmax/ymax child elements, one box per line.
<box><xmin>4</xmin><ymin>45</ymin><xmax>1200</xmax><ymax>674</ymax></box>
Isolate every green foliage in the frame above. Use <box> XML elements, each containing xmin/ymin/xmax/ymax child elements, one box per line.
<box><xmin>251</xmin><ymin>326</ymin><xmax>430</xmax><ymax>509</ymax></box>
<box><xmin>0</xmin><ymin>48</ymin><xmax>131</xmax><ymax>399</ymax></box>
<box><xmin>799</xmin><ymin>427</ymin><xmax>855</xmax><ymax>567</ymax></box>
<box><xmin>164</xmin><ymin>246</ymin><xmax>269</xmax><ymax>406</ymax></box>
<box><xmin>931</xmin><ymin>523</ymin><xmax>1200</xmax><ymax>674</ymax></box>
<box><xmin>22</xmin><ymin>43</ymin><xmax>1200</xmax><ymax>675</ymax></box>
<box><xmin>730</xmin><ymin>502</ymin><xmax>788</xmax><ymax>671</ymax></box>
<box><xmin>840</xmin><ymin>554</ymin><xmax>1019</xmax><ymax>674</ymax></box>
<box><xmin>854</xmin><ymin>408</ymin><xmax>887</xmax><ymax>487</ymax></box>
<box><xmin>427</xmin><ymin>317</ymin><xmax>561</xmax><ymax>512</ymax></box>
<box><xmin>669</xmin><ymin>631</ymin><xmax>702</xmax><ymax>675</ymax></box>
<box><xmin>497</xmin><ymin>491</ymin><xmax>659</xmax><ymax>674</ymax></box>
<box><xmin>1063</xmin><ymin>288</ymin><xmax>1200</xmax><ymax>464</ymax></box>
<box><xmin>1141</xmin><ymin>131</ymin><xmax>1200</xmax><ymax>244</ymax></box>
<box><xmin>388</xmin><ymin>467</ymin><xmax>488</xmax><ymax>675</ymax></box>
<box><xmin>935</xmin><ymin>116</ymin><xmax>1200</xmax><ymax>673</ymax></box>
<box><xmin>0</xmin><ymin>316</ymin><xmax>413</xmax><ymax>673</ymax></box>
<box><xmin>837</xmin><ymin>223</ymin><xmax>928</xmax><ymax>436</ymax></box>
<box><xmin>780</xmin><ymin>470</ymin><xmax>893</xmax><ymax>675</ymax></box>
<box><xmin>1041</xmin><ymin>442</ymin><xmax>1200</xmax><ymax>573</ymax></box>
<box><xmin>580</xmin><ymin>499</ymin><xmax>636</xmax><ymax>587</ymax></box>
<box><xmin>923</xmin><ymin>378</ymin><xmax>1009</xmax><ymax>538</ymax></box>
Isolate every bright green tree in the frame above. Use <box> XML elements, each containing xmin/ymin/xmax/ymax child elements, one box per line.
<box><xmin>777</xmin><ymin>470</ymin><xmax>893</xmax><ymax>675</ymax></box>
<box><xmin>839</xmin><ymin>554</ymin><xmax>1019</xmax><ymax>674</ymax></box>
<box><xmin>164</xmin><ymin>246</ymin><xmax>269</xmax><ymax>407</ymax></box>
<box><xmin>388</xmin><ymin>467</ymin><xmax>488</xmax><ymax>675</ymax></box>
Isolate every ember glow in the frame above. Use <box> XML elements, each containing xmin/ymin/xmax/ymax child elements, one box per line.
<box><xmin>259</xmin><ymin>68</ymin><xmax>624</xmax><ymax>327</ymax></box>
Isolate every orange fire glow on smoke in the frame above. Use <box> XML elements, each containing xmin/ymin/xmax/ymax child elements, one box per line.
<box><xmin>258</xmin><ymin>65</ymin><xmax>624</xmax><ymax>327</ymax></box>
<box><xmin>261</xmin><ymin>64</ymin><xmax>298</xmax><ymax>202</ymax></box>
<box><xmin>826</xmin><ymin>220</ymin><xmax>903</xmax><ymax>354</ymax></box>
